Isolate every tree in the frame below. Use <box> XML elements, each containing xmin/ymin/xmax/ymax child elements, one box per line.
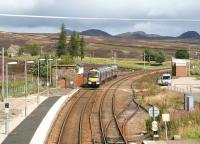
<box><xmin>57</xmin><ymin>24</ymin><xmax>67</xmax><ymax>57</ymax></box>
<box><xmin>80</xmin><ymin>36</ymin><xmax>85</xmax><ymax>60</ymax></box>
<box><xmin>155</xmin><ymin>51</ymin><xmax>165</xmax><ymax>64</ymax></box>
<box><xmin>18</xmin><ymin>47</ymin><xmax>24</xmax><ymax>56</ymax></box>
<box><xmin>69</xmin><ymin>31</ymin><xmax>79</xmax><ymax>57</ymax></box>
<box><xmin>144</xmin><ymin>49</ymin><xmax>165</xmax><ymax>64</ymax></box>
<box><xmin>33</xmin><ymin>60</ymin><xmax>47</xmax><ymax>78</ymax></box>
<box><xmin>30</xmin><ymin>44</ymin><xmax>40</xmax><ymax>56</ymax></box>
<box><xmin>144</xmin><ymin>49</ymin><xmax>156</xmax><ymax>63</ymax></box>
<box><xmin>4</xmin><ymin>50</ymin><xmax>8</xmax><ymax>56</ymax></box>
<box><xmin>33</xmin><ymin>56</ymin><xmax>51</xmax><ymax>79</ymax></box>
<box><xmin>175</xmin><ymin>50</ymin><xmax>189</xmax><ymax>59</ymax></box>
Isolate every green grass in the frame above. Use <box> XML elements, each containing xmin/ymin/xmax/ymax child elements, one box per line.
<box><xmin>6</xmin><ymin>55</ymin><xmax>40</xmax><ymax>61</ymax></box>
<box><xmin>5</xmin><ymin>54</ymin><xmax>171</xmax><ymax>70</ymax></box>
<box><xmin>80</xmin><ymin>57</ymin><xmax>171</xmax><ymax>69</ymax></box>
<box><xmin>133</xmin><ymin>72</ymin><xmax>200</xmax><ymax>140</ymax></box>
<box><xmin>169</xmin><ymin>111</ymin><xmax>200</xmax><ymax>140</ymax></box>
<box><xmin>0</xmin><ymin>78</ymin><xmax>40</xmax><ymax>99</ymax></box>
<box><xmin>86</xmin><ymin>43</ymin><xmax>144</xmax><ymax>53</ymax></box>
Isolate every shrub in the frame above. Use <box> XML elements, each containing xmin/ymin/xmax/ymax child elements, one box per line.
<box><xmin>175</xmin><ymin>50</ymin><xmax>189</xmax><ymax>59</ymax></box>
<box><xmin>191</xmin><ymin>68</ymin><xmax>200</xmax><ymax>75</ymax></box>
<box><xmin>59</xmin><ymin>55</ymin><xmax>75</xmax><ymax>65</ymax></box>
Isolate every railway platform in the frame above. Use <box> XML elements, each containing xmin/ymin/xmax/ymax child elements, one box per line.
<box><xmin>143</xmin><ymin>140</ymin><xmax>198</xmax><ymax>144</ymax></box>
<box><xmin>2</xmin><ymin>89</ymin><xmax>79</xmax><ymax>144</ymax></box>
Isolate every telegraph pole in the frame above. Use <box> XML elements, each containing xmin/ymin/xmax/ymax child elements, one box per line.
<box><xmin>189</xmin><ymin>47</ymin><xmax>191</xmax><ymax>77</ymax></box>
<box><xmin>144</xmin><ymin>52</ymin><xmax>146</xmax><ymax>70</ymax></box>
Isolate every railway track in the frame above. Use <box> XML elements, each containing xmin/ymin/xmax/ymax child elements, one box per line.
<box><xmin>100</xmin><ymin>71</ymin><xmax>144</xmax><ymax>143</ymax></box>
<box><xmin>102</xmin><ymin>69</ymin><xmax>167</xmax><ymax>143</ymax></box>
<box><xmin>46</xmin><ymin>69</ymin><xmax>167</xmax><ymax>144</ymax></box>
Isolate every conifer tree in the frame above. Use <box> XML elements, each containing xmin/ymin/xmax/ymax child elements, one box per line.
<box><xmin>69</xmin><ymin>31</ymin><xmax>79</xmax><ymax>57</ymax></box>
<box><xmin>57</xmin><ymin>24</ymin><xmax>67</xmax><ymax>57</ymax></box>
<box><xmin>80</xmin><ymin>36</ymin><xmax>85</xmax><ymax>60</ymax></box>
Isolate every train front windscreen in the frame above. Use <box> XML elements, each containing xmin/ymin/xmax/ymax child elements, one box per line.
<box><xmin>88</xmin><ymin>72</ymin><xmax>99</xmax><ymax>78</ymax></box>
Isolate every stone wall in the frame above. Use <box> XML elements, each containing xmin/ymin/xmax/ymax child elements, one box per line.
<box><xmin>51</xmin><ymin>65</ymin><xmax>76</xmax><ymax>88</ymax></box>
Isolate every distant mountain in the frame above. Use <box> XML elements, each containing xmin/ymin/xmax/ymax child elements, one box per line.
<box><xmin>65</xmin><ymin>29</ymin><xmax>200</xmax><ymax>40</ymax></box>
<box><xmin>116</xmin><ymin>31</ymin><xmax>173</xmax><ymax>39</ymax></box>
<box><xmin>66</xmin><ymin>29</ymin><xmax>73</xmax><ymax>35</ymax></box>
<box><xmin>178</xmin><ymin>31</ymin><xmax>200</xmax><ymax>39</ymax></box>
<box><xmin>81</xmin><ymin>29</ymin><xmax>112</xmax><ymax>37</ymax></box>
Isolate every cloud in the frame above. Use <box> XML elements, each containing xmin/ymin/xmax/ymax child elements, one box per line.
<box><xmin>0</xmin><ymin>0</ymin><xmax>200</xmax><ymax>35</ymax></box>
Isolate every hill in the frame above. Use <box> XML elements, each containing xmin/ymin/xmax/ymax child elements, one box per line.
<box><xmin>178</xmin><ymin>31</ymin><xmax>200</xmax><ymax>39</ymax></box>
<box><xmin>116</xmin><ymin>31</ymin><xmax>174</xmax><ymax>39</ymax></box>
<box><xmin>0</xmin><ymin>31</ymin><xmax>200</xmax><ymax>60</ymax></box>
<box><xmin>81</xmin><ymin>29</ymin><xmax>112</xmax><ymax>37</ymax></box>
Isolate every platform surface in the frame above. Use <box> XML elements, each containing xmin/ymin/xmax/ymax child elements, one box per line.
<box><xmin>2</xmin><ymin>96</ymin><xmax>60</xmax><ymax>144</ymax></box>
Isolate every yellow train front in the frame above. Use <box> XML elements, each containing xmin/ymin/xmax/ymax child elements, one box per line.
<box><xmin>87</xmin><ymin>64</ymin><xmax>118</xmax><ymax>88</ymax></box>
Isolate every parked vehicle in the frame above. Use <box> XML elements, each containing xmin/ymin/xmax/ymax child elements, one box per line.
<box><xmin>158</xmin><ymin>73</ymin><xmax>172</xmax><ymax>86</ymax></box>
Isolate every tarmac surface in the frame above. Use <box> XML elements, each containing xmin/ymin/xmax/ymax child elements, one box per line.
<box><xmin>2</xmin><ymin>96</ymin><xmax>60</xmax><ymax>144</ymax></box>
<box><xmin>170</xmin><ymin>77</ymin><xmax>200</xmax><ymax>102</ymax></box>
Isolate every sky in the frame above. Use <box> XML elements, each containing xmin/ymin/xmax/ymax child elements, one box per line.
<box><xmin>0</xmin><ymin>0</ymin><xmax>200</xmax><ymax>36</ymax></box>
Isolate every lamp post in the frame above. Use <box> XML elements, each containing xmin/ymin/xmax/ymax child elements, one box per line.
<box><xmin>37</xmin><ymin>58</ymin><xmax>45</xmax><ymax>105</ymax></box>
<box><xmin>2</xmin><ymin>48</ymin><xmax>4</xmax><ymax>102</ymax></box>
<box><xmin>24</xmin><ymin>60</ymin><xmax>34</xmax><ymax>117</ymax></box>
<box><xmin>49</xmin><ymin>59</ymin><xmax>53</xmax><ymax>85</ymax></box>
<box><xmin>56</xmin><ymin>58</ymin><xmax>61</xmax><ymax>95</ymax></box>
<box><xmin>5</xmin><ymin>61</ymin><xmax>17</xmax><ymax>134</ymax></box>
<box><xmin>47</xmin><ymin>59</ymin><xmax>53</xmax><ymax>97</ymax></box>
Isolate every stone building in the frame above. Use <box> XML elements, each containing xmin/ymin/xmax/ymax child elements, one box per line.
<box><xmin>51</xmin><ymin>65</ymin><xmax>77</xmax><ymax>88</ymax></box>
<box><xmin>7</xmin><ymin>44</ymin><xmax>20</xmax><ymax>57</ymax></box>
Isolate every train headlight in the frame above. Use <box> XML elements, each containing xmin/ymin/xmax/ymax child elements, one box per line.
<box><xmin>96</xmin><ymin>82</ymin><xmax>100</xmax><ymax>84</ymax></box>
<box><xmin>88</xmin><ymin>81</ymin><xmax>92</xmax><ymax>84</ymax></box>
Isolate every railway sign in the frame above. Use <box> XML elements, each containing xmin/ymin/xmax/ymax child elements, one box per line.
<box><xmin>5</xmin><ymin>103</ymin><xmax>9</xmax><ymax>113</ymax></box>
<box><xmin>162</xmin><ymin>113</ymin><xmax>170</xmax><ymax>122</ymax></box>
<box><xmin>148</xmin><ymin>106</ymin><xmax>160</xmax><ymax>118</ymax></box>
<box><xmin>152</xmin><ymin>121</ymin><xmax>158</xmax><ymax>131</ymax></box>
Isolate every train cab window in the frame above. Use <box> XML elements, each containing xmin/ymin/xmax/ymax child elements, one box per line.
<box><xmin>88</xmin><ymin>72</ymin><xmax>99</xmax><ymax>78</ymax></box>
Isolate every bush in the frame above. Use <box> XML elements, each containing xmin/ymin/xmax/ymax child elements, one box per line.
<box><xmin>59</xmin><ymin>55</ymin><xmax>75</xmax><ymax>65</ymax></box>
<box><xmin>146</xmin><ymin>117</ymin><xmax>154</xmax><ymax>133</ymax></box>
<box><xmin>191</xmin><ymin>68</ymin><xmax>200</xmax><ymax>75</ymax></box>
<box><xmin>18</xmin><ymin>47</ymin><xmax>25</xmax><ymax>56</ymax></box>
<box><xmin>155</xmin><ymin>51</ymin><xmax>165</xmax><ymax>64</ymax></box>
<box><xmin>144</xmin><ymin>49</ymin><xmax>165</xmax><ymax>64</ymax></box>
<box><xmin>29</xmin><ymin>44</ymin><xmax>40</xmax><ymax>56</ymax></box>
<box><xmin>175</xmin><ymin>50</ymin><xmax>189</xmax><ymax>59</ymax></box>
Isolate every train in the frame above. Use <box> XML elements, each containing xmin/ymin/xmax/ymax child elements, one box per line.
<box><xmin>87</xmin><ymin>64</ymin><xmax>118</xmax><ymax>87</ymax></box>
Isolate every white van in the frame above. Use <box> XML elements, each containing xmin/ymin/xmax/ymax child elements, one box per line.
<box><xmin>158</xmin><ymin>73</ymin><xmax>171</xmax><ymax>86</ymax></box>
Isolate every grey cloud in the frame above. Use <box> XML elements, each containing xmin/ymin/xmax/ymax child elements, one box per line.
<box><xmin>0</xmin><ymin>0</ymin><xmax>200</xmax><ymax>35</ymax></box>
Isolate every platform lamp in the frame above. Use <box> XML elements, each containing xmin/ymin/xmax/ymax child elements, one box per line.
<box><xmin>24</xmin><ymin>60</ymin><xmax>34</xmax><ymax>117</ymax></box>
<box><xmin>47</xmin><ymin>58</ymin><xmax>53</xmax><ymax>97</ymax></box>
<box><xmin>37</xmin><ymin>58</ymin><xmax>45</xmax><ymax>105</ymax></box>
<box><xmin>5</xmin><ymin>61</ymin><xmax>18</xmax><ymax>134</ymax></box>
<box><xmin>56</xmin><ymin>58</ymin><xmax>61</xmax><ymax>95</ymax></box>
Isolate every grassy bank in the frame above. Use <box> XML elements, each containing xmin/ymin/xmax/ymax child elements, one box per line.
<box><xmin>133</xmin><ymin>73</ymin><xmax>200</xmax><ymax>141</ymax></box>
<box><xmin>81</xmin><ymin>57</ymin><xmax>171</xmax><ymax>69</ymax></box>
<box><xmin>0</xmin><ymin>78</ymin><xmax>45</xmax><ymax>101</ymax></box>
<box><xmin>3</xmin><ymin>55</ymin><xmax>171</xmax><ymax>70</ymax></box>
